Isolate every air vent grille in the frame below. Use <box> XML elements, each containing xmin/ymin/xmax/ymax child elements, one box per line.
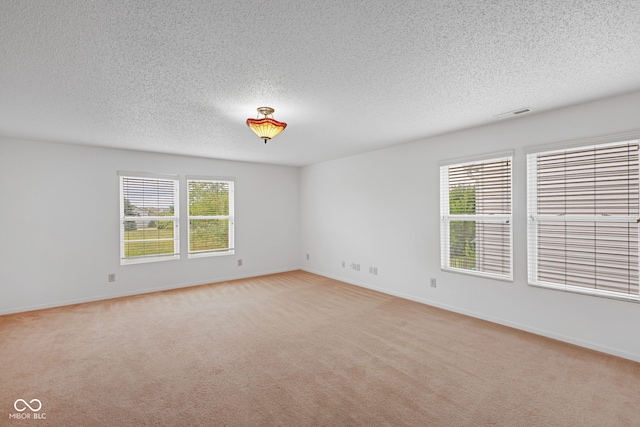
<box><xmin>494</xmin><ymin>107</ymin><xmax>533</xmax><ymax>120</ymax></box>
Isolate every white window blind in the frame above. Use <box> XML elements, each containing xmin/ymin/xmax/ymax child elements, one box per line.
<box><xmin>527</xmin><ymin>139</ymin><xmax>639</xmax><ymax>301</ymax></box>
<box><xmin>187</xmin><ymin>179</ymin><xmax>234</xmax><ymax>257</ymax></box>
<box><xmin>440</xmin><ymin>156</ymin><xmax>512</xmax><ymax>280</ymax></box>
<box><xmin>119</xmin><ymin>173</ymin><xmax>179</xmax><ymax>264</ymax></box>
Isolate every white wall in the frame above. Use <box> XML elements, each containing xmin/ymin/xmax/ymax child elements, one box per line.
<box><xmin>0</xmin><ymin>139</ymin><xmax>300</xmax><ymax>314</ymax></box>
<box><xmin>300</xmin><ymin>90</ymin><xmax>640</xmax><ymax>362</ymax></box>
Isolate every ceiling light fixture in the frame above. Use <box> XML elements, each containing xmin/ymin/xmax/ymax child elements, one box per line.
<box><xmin>246</xmin><ymin>107</ymin><xmax>287</xmax><ymax>143</ymax></box>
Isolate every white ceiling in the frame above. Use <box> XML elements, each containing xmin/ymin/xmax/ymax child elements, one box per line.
<box><xmin>1</xmin><ymin>1</ymin><xmax>640</xmax><ymax>167</ymax></box>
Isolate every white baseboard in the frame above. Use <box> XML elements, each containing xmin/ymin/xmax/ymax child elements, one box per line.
<box><xmin>301</xmin><ymin>268</ymin><xmax>640</xmax><ymax>363</ymax></box>
<box><xmin>0</xmin><ymin>267</ymin><xmax>300</xmax><ymax>316</ymax></box>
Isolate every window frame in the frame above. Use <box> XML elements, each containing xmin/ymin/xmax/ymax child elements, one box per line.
<box><xmin>186</xmin><ymin>176</ymin><xmax>235</xmax><ymax>259</ymax></box>
<box><xmin>439</xmin><ymin>152</ymin><xmax>514</xmax><ymax>281</ymax></box>
<box><xmin>119</xmin><ymin>171</ymin><xmax>180</xmax><ymax>265</ymax></box>
<box><xmin>526</xmin><ymin>138</ymin><xmax>640</xmax><ymax>302</ymax></box>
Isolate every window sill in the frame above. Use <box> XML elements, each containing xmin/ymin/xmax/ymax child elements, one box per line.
<box><xmin>441</xmin><ymin>267</ymin><xmax>513</xmax><ymax>283</ymax></box>
<box><xmin>188</xmin><ymin>250</ymin><xmax>235</xmax><ymax>259</ymax></box>
<box><xmin>121</xmin><ymin>254</ymin><xmax>180</xmax><ymax>266</ymax></box>
<box><xmin>528</xmin><ymin>281</ymin><xmax>640</xmax><ymax>303</ymax></box>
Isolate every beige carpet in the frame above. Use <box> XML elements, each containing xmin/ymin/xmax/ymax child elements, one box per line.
<box><xmin>2</xmin><ymin>270</ymin><xmax>639</xmax><ymax>426</ymax></box>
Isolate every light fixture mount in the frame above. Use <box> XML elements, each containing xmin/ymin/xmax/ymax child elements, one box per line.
<box><xmin>246</xmin><ymin>106</ymin><xmax>287</xmax><ymax>143</ymax></box>
<box><xmin>256</xmin><ymin>106</ymin><xmax>275</xmax><ymax>116</ymax></box>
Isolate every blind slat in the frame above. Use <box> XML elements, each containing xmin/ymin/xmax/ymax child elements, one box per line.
<box><xmin>442</xmin><ymin>157</ymin><xmax>512</xmax><ymax>279</ymax></box>
<box><xmin>120</xmin><ymin>175</ymin><xmax>179</xmax><ymax>264</ymax></box>
<box><xmin>187</xmin><ymin>179</ymin><xmax>234</xmax><ymax>255</ymax></box>
<box><xmin>527</xmin><ymin>139</ymin><xmax>640</xmax><ymax>299</ymax></box>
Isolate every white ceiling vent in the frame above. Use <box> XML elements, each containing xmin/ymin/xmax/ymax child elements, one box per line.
<box><xmin>493</xmin><ymin>108</ymin><xmax>533</xmax><ymax>120</ymax></box>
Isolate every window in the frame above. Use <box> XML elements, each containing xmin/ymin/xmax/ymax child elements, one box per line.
<box><xmin>527</xmin><ymin>139</ymin><xmax>639</xmax><ymax>301</ymax></box>
<box><xmin>187</xmin><ymin>178</ymin><xmax>234</xmax><ymax>257</ymax></box>
<box><xmin>440</xmin><ymin>154</ymin><xmax>513</xmax><ymax>280</ymax></box>
<box><xmin>119</xmin><ymin>172</ymin><xmax>179</xmax><ymax>264</ymax></box>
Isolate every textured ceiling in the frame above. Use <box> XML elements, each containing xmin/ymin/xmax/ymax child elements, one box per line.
<box><xmin>1</xmin><ymin>1</ymin><xmax>640</xmax><ymax>166</ymax></box>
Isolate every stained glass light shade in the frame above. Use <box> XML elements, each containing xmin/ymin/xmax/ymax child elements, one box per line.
<box><xmin>246</xmin><ymin>107</ymin><xmax>287</xmax><ymax>143</ymax></box>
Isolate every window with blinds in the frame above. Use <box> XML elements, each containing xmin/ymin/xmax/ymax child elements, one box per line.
<box><xmin>440</xmin><ymin>155</ymin><xmax>512</xmax><ymax>280</ymax></box>
<box><xmin>119</xmin><ymin>173</ymin><xmax>180</xmax><ymax>264</ymax></box>
<box><xmin>187</xmin><ymin>178</ymin><xmax>234</xmax><ymax>257</ymax></box>
<box><xmin>527</xmin><ymin>139</ymin><xmax>639</xmax><ymax>301</ymax></box>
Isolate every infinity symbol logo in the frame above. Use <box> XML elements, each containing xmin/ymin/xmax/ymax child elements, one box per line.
<box><xmin>14</xmin><ymin>399</ymin><xmax>42</xmax><ymax>412</ymax></box>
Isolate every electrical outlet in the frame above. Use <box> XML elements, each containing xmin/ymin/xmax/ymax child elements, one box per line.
<box><xmin>430</xmin><ymin>278</ymin><xmax>437</xmax><ymax>288</ymax></box>
<box><xmin>108</xmin><ymin>273</ymin><xmax>116</xmax><ymax>283</ymax></box>
<box><xmin>306</xmin><ymin>254</ymin><xmax>310</xmax><ymax>260</ymax></box>
<box><xmin>369</xmin><ymin>266</ymin><xmax>378</xmax><ymax>275</ymax></box>
<box><xmin>341</xmin><ymin>261</ymin><xmax>346</xmax><ymax>268</ymax></box>
<box><xmin>350</xmin><ymin>263</ymin><xmax>360</xmax><ymax>271</ymax></box>
<box><xmin>237</xmin><ymin>259</ymin><xmax>243</xmax><ymax>267</ymax></box>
